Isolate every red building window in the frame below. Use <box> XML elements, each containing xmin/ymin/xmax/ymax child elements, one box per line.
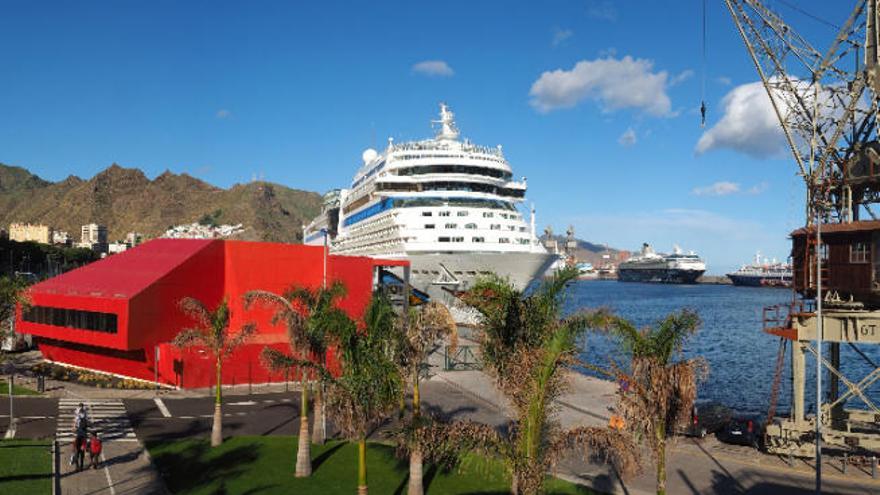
<box><xmin>23</xmin><ymin>306</ymin><xmax>118</xmax><ymax>333</ymax></box>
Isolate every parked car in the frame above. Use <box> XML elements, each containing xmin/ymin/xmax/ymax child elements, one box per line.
<box><xmin>677</xmin><ymin>401</ymin><xmax>732</xmax><ymax>438</ymax></box>
<box><xmin>719</xmin><ymin>414</ymin><xmax>765</xmax><ymax>448</ymax></box>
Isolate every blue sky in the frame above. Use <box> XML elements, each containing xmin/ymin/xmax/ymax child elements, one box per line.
<box><xmin>0</xmin><ymin>1</ymin><xmax>854</xmax><ymax>273</ymax></box>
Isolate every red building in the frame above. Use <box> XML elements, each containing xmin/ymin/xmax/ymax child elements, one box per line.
<box><xmin>16</xmin><ymin>239</ymin><xmax>405</xmax><ymax>388</ymax></box>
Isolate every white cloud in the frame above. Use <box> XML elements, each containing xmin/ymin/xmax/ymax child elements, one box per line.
<box><xmin>216</xmin><ymin>109</ymin><xmax>232</xmax><ymax>119</ymax></box>
<box><xmin>716</xmin><ymin>76</ymin><xmax>732</xmax><ymax>86</ymax></box>
<box><xmin>587</xmin><ymin>1</ymin><xmax>617</xmax><ymax>21</ymax></box>
<box><xmin>747</xmin><ymin>181</ymin><xmax>769</xmax><ymax>195</ymax></box>
<box><xmin>692</xmin><ymin>181</ymin><xmax>740</xmax><ymax>196</ymax></box>
<box><xmin>552</xmin><ymin>27</ymin><xmax>573</xmax><ymax>47</ymax></box>
<box><xmin>412</xmin><ymin>60</ymin><xmax>454</xmax><ymax>77</ymax></box>
<box><xmin>695</xmin><ymin>81</ymin><xmax>786</xmax><ymax>158</ymax></box>
<box><xmin>618</xmin><ymin>127</ymin><xmax>637</xmax><ymax>147</ymax></box>
<box><xmin>670</xmin><ymin>69</ymin><xmax>694</xmax><ymax>86</ymax></box>
<box><xmin>529</xmin><ymin>55</ymin><xmax>673</xmax><ymax>116</ymax></box>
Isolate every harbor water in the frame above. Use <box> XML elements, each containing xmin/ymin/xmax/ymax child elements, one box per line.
<box><xmin>566</xmin><ymin>280</ymin><xmax>880</xmax><ymax>416</ymax></box>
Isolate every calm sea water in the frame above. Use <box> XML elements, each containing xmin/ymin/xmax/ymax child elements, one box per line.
<box><xmin>564</xmin><ymin>280</ymin><xmax>880</xmax><ymax>416</ymax></box>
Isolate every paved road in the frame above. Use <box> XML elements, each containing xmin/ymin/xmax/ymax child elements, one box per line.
<box><xmin>5</xmin><ymin>382</ymin><xmax>880</xmax><ymax>494</ymax></box>
<box><xmin>126</xmin><ymin>393</ymin><xmax>301</xmax><ymax>443</ymax></box>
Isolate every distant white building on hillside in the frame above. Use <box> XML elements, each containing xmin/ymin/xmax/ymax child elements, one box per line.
<box><xmin>52</xmin><ymin>230</ymin><xmax>71</xmax><ymax>246</ymax></box>
<box><xmin>80</xmin><ymin>223</ymin><xmax>109</xmax><ymax>253</ymax></box>
<box><xmin>162</xmin><ymin>222</ymin><xmax>244</xmax><ymax>239</ymax></box>
<box><xmin>9</xmin><ymin>223</ymin><xmax>52</xmax><ymax>244</ymax></box>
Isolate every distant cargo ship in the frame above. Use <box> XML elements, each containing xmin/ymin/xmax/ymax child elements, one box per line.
<box><xmin>618</xmin><ymin>243</ymin><xmax>706</xmax><ymax>284</ymax></box>
<box><xmin>726</xmin><ymin>252</ymin><xmax>792</xmax><ymax>288</ymax></box>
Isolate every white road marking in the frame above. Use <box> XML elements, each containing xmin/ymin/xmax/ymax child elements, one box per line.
<box><xmin>101</xmin><ymin>451</ymin><xmax>116</xmax><ymax>495</ymax></box>
<box><xmin>154</xmin><ymin>398</ymin><xmax>171</xmax><ymax>418</ymax></box>
<box><xmin>57</xmin><ymin>399</ymin><xmax>138</xmax><ymax>443</ymax></box>
<box><xmin>228</xmin><ymin>401</ymin><xmax>257</xmax><ymax>406</ymax></box>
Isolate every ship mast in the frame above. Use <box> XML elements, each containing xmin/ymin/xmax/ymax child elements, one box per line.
<box><xmin>433</xmin><ymin>103</ymin><xmax>460</xmax><ymax>141</ymax></box>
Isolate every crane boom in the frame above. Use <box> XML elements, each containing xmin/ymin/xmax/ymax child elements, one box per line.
<box><xmin>723</xmin><ymin>0</ymin><xmax>878</xmax><ymax>223</ymax></box>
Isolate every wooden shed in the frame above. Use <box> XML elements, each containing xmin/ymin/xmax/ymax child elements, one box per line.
<box><xmin>791</xmin><ymin>220</ymin><xmax>880</xmax><ymax>306</ymax></box>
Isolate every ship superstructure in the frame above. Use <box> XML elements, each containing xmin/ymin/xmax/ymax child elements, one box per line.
<box><xmin>303</xmin><ymin>103</ymin><xmax>555</xmax><ymax>302</ymax></box>
<box><xmin>617</xmin><ymin>243</ymin><xmax>706</xmax><ymax>284</ymax></box>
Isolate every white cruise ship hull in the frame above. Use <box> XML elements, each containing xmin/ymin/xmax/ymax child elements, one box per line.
<box><xmin>402</xmin><ymin>250</ymin><xmax>556</xmax><ymax>304</ymax></box>
<box><xmin>617</xmin><ymin>267</ymin><xmax>704</xmax><ymax>284</ymax></box>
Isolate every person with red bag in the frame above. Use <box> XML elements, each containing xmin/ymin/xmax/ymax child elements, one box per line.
<box><xmin>88</xmin><ymin>431</ymin><xmax>103</xmax><ymax>469</ymax></box>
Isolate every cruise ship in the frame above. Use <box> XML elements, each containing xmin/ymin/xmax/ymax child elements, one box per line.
<box><xmin>303</xmin><ymin>104</ymin><xmax>556</xmax><ymax>303</ymax></box>
<box><xmin>726</xmin><ymin>252</ymin><xmax>792</xmax><ymax>287</ymax></box>
<box><xmin>618</xmin><ymin>243</ymin><xmax>706</xmax><ymax>284</ymax></box>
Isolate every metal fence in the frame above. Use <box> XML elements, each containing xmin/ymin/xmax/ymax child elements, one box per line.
<box><xmin>443</xmin><ymin>345</ymin><xmax>481</xmax><ymax>371</ymax></box>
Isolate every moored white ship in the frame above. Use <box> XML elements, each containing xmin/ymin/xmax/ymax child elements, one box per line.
<box><xmin>618</xmin><ymin>243</ymin><xmax>706</xmax><ymax>284</ymax></box>
<box><xmin>303</xmin><ymin>103</ymin><xmax>556</xmax><ymax>304</ymax></box>
<box><xmin>726</xmin><ymin>252</ymin><xmax>792</xmax><ymax>287</ymax></box>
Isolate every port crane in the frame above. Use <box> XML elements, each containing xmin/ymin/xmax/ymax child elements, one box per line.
<box><xmin>724</xmin><ymin>0</ymin><xmax>880</xmax><ymax>457</ymax></box>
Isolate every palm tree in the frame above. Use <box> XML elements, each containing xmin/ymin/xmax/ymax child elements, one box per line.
<box><xmin>0</xmin><ymin>276</ymin><xmax>30</xmax><ymax>357</ymax></box>
<box><xmin>0</xmin><ymin>275</ymin><xmax>30</xmax><ymax>326</ymax></box>
<box><xmin>413</xmin><ymin>267</ymin><xmax>639</xmax><ymax>495</ymax></box>
<box><xmin>282</xmin><ymin>282</ymin><xmax>348</xmax><ymax>445</ymax></box>
<box><xmin>597</xmin><ymin>310</ymin><xmax>704</xmax><ymax>495</ymax></box>
<box><xmin>391</xmin><ymin>302</ymin><xmax>457</xmax><ymax>495</ymax></box>
<box><xmin>243</xmin><ymin>281</ymin><xmax>349</xmax><ymax>476</ymax></box>
<box><xmin>172</xmin><ymin>297</ymin><xmax>256</xmax><ymax>447</ymax></box>
<box><xmin>325</xmin><ymin>293</ymin><xmax>402</xmax><ymax>495</ymax></box>
<box><xmin>1</xmin><ymin>275</ymin><xmax>30</xmax><ymax>430</ymax></box>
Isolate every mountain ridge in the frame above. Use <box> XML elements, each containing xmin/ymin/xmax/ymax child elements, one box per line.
<box><xmin>0</xmin><ymin>162</ymin><xmax>322</xmax><ymax>243</ymax></box>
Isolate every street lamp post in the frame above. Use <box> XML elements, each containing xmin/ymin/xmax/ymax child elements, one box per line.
<box><xmin>320</xmin><ymin>228</ymin><xmax>328</xmax><ymax>441</ymax></box>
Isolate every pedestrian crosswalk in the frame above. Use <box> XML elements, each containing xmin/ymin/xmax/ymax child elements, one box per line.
<box><xmin>57</xmin><ymin>398</ymin><xmax>138</xmax><ymax>443</ymax></box>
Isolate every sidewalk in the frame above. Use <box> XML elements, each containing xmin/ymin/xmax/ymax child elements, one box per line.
<box><xmin>426</xmin><ymin>367</ymin><xmax>880</xmax><ymax>495</ymax></box>
<box><xmin>59</xmin><ymin>441</ymin><xmax>168</xmax><ymax>495</ymax></box>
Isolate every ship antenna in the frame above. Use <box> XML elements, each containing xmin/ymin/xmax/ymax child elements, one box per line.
<box><xmin>530</xmin><ymin>203</ymin><xmax>536</xmax><ymax>241</ymax></box>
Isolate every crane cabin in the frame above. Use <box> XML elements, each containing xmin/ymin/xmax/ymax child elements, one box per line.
<box><xmin>791</xmin><ymin>220</ymin><xmax>880</xmax><ymax>308</ymax></box>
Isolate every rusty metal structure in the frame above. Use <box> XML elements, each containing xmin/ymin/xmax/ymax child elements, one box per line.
<box><xmin>725</xmin><ymin>0</ymin><xmax>880</xmax><ymax>457</ymax></box>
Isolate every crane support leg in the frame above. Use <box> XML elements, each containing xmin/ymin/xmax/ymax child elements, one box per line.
<box><xmin>792</xmin><ymin>341</ymin><xmax>806</xmax><ymax>426</ymax></box>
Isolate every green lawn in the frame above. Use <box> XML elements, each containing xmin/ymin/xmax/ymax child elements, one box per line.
<box><xmin>0</xmin><ymin>381</ymin><xmax>39</xmax><ymax>395</ymax></box>
<box><xmin>147</xmin><ymin>436</ymin><xmax>594</xmax><ymax>495</ymax></box>
<box><xmin>0</xmin><ymin>440</ymin><xmax>52</xmax><ymax>494</ymax></box>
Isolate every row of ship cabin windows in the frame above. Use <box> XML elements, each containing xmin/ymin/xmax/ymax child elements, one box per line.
<box><xmin>414</xmin><ymin>268</ymin><xmax>493</xmax><ymax>276</ymax></box>
<box><xmin>424</xmin><ymin>223</ymin><xmax>526</xmax><ymax>232</ymax></box>
<box><xmin>422</xmin><ymin>210</ymin><xmax>522</xmax><ymax>220</ymax></box>
<box><xmin>437</xmin><ymin>236</ymin><xmax>530</xmax><ymax>245</ymax></box>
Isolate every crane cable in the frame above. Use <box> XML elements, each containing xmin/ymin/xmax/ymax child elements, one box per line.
<box><xmin>701</xmin><ymin>0</ymin><xmax>708</xmax><ymax>128</ymax></box>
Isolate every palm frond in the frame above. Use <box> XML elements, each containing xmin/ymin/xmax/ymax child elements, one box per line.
<box><xmin>243</xmin><ymin>289</ymin><xmax>306</xmax><ymax>349</ymax></box>
<box><xmin>284</xmin><ymin>286</ymin><xmax>317</xmax><ymax>309</ymax></box>
<box><xmin>585</xmin><ymin>308</ymin><xmax>646</xmax><ymax>355</ymax></box>
<box><xmin>259</xmin><ymin>347</ymin><xmax>336</xmax><ymax>383</ymax></box>
<box><xmin>171</xmin><ymin>327</ymin><xmax>208</xmax><ymax>350</ymax></box>
<box><xmin>534</xmin><ymin>265</ymin><xmax>579</xmax><ymax>312</ymax></box>
<box><xmin>549</xmin><ymin>426</ymin><xmax>640</xmax><ymax>479</ymax></box>
<box><xmin>178</xmin><ymin>297</ymin><xmax>211</xmax><ymax>329</ymax></box>
<box><xmin>650</xmin><ymin>309</ymin><xmax>700</xmax><ymax>363</ymax></box>
<box><xmin>224</xmin><ymin>322</ymin><xmax>257</xmax><ymax>357</ymax></box>
<box><xmin>414</xmin><ymin>420</ymin><xmax>507</xmax><ymax>468</ymax></box>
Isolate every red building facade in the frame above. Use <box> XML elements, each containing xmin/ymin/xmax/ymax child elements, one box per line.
<box><xmin>16</xmin><ymin>239</ymin><xmax>405</xmax><ymax>388</ymax></box>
